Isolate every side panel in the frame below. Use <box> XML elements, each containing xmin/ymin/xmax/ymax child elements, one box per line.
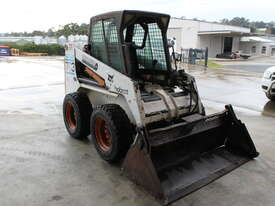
<box><xmin>75</xmin><ymin>48</ymin><xmax>144</xmax><ymax>127</ymax></box>
<box><xmin>83</xmin><ymin>90</ymin><xmax>136</xmax><ymax>125</ymax></box>
<box><xmin>64</xmin><ymin>43</ymin><xmax>80</xmax><ymax>94</ymax></box>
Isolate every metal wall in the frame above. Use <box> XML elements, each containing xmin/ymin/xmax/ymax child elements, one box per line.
<box><xmin>198</xmin><ymin>35</ymin><xmax>223</xmax><ymax>57</ymax></box>
<box><xmin>240</xmin><ymin>42</ymin><xmax>275</xmax><ymax>56</ymax></box>
<box><xmin>168</xmin><ymin>18</ymin><xmax>248</xmax><ymax>57</ymax></box>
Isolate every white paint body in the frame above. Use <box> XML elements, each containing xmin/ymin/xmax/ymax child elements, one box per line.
<box><xmin>262</xmin><ymin>66</ymin><xmax>275</xmax><ymax>98</ymax></box>
<box><xmin>64</xmin><ymin>43</ymin><xmax>201</xmax><ymax>128</ymax></box>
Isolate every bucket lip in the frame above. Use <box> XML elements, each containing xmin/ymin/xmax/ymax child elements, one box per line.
<box><xmin>158</xmin><ymin>148</ymin><xmax>252</xmax><ymax>205</ymax></box>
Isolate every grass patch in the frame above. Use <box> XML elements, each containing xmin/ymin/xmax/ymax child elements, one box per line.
<box><xmin>197</xmin><ymin>61</ymin><xmax>224</xmax><ymax>68</ymax></box>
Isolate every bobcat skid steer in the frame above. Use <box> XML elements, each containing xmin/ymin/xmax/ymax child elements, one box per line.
<box><xmin>63</xmin><ymin>10</ymin><xmax>259</xmax><ymax>205</ymax></box>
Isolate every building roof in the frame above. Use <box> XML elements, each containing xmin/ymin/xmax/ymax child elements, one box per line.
<box><xmin>198</xmin><ymin>30</ymin><xmax>251</xmax><ymax>36</ymax></box>
<box><xmin>171</xmin><ymin>17</ymin><xmax>250</xmax><ymax>31</ymax></box>
<box><xmin>240</xmin><ymin>36</ymin><xmax>274</xmax><ymax>42</ymax></box>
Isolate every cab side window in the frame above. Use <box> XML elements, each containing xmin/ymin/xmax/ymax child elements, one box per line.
<box><xmin>103</xmin><ymin>18</ymin><xmax>123</xmax><ymax>72</ymax></box>
<box><xmin>90</xmin><ymin>20</ymin><xmax>108</xmax><ymax>65</ymax></box>
<box><xmin>90</xmin><ymin>19</ymin><xmax>123</xmax><ymax>73</ymax></box>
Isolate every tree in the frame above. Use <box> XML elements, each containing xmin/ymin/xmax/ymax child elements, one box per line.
<box><xmin>47</xmin><ymin>28</ymin><xmax>55</xmax><ymax>37</ymax></box>
<box><xmin>220</xmin><ymin>17</ymin><xmax>250</xmax><ymax>27</ymax></box>
<box><xmin>220</xmin><ymin>18</ymin><xmax>230</xmax><ymax>25</ymax></box>
<box><xmin>219</xmin><ymin>17</ymin><xmax>275</xmax><ymax>33</ymax></box>
<box><xmin>251</xmin><ymin>21</ymin><xmax>267</xmax><ymax>28</ymax></box>
<box><xmin>229</xmin><ymin>17</ymin><xmax>250</xmax><ymax>27</ymax></box>
<box><xmin>54</xmin><ymin>23</ymin><xmax>89</xmax><ymax>37</ymax></box>
<box><xmin>31</xmin><ymin>30</ymin><xmax>45</xmax><ymax>36</ymax></box>
<box><xmin>79</xmin><ymin>23</ymin><xmax>89</xmax><ymax>35</ymax></box>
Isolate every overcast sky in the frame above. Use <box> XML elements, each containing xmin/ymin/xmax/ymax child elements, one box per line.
<box><xmin>1</xmin><ymin>0</ymin><xmax>275</xmax><ymax>33</ymax></box>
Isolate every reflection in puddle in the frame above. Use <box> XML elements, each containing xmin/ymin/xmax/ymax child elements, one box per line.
<box><xmin>262</xmin><ymin>101</ymin><xmax>275</xmax><ymax>117</ymax></box>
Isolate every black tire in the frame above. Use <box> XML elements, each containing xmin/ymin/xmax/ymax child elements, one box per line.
<box><xmin>201</xmin><ymin>105</ymin><xmax>206</xmax><ymax>116</ymax></box>
<box><xmin>266</xmin><ymin>92</ymin><xmax>275</xmax><ymax>101</ymax></box>
<box><xmin>90</xmin><ymin>104</ymin><xmax>133</xmax><ymax>162</ymax></box>
<box><xmin>63</xmin><ymin>92</ymin><xmax>92</xmax><ymax>139</ymax></box>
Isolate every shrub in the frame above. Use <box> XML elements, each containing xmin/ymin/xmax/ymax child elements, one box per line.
<box><xmin>2</xmin><ymin>43</ymin><xmax>65</xmax><ymax>56</ymax></box>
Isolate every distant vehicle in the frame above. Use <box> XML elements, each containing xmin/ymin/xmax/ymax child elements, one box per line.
<box><xmin>235</xmin><ymin>51</ymin><xmax>251</xmax><ymax>59</ymax></box>
<box><xmin>216</xmin><ymin>51</ymin><xmax>250</xmax><ymax>59</ymax></box>
<box><xmin>262</xmin><ymin>66</ymin><xmax>275</xmax><ymax>101</ymax></box>
<box><xmin>0</xmin><ymin>46</ymin><xmax>11</xmax><ymax>56</ymax></box>
<box><xmin>216</xmin><ymin>52</ymin><xmax>240</xmax><ymax>59</ymax></box>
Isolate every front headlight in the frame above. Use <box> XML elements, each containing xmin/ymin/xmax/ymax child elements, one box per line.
<box><xmin>263</xmin><ymin>71</ymin><xmax>272</xmax><ymax>79</ymax></box>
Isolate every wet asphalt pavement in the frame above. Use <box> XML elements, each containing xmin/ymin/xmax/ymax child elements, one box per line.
<box><xmin>0</xmin><ymin>56</ymin><xmax>275</xmax><ymax>206</ymax></box>
<box><xmin>223</xmin><ymin>64</ymin><xmax>273</xmax><ymax>73</ymax></box>
<box><xmin>218</xmin><ymin>56</ymin><xmax>275</xmax><ymax>73</ymax></box>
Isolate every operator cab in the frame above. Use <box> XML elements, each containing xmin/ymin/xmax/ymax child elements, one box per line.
<box><xmin>87</xmin><ymin>10</ymin><xmax>172</xmax><ymax>85</ymax></box>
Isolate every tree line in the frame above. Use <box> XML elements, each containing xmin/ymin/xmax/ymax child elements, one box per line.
<box><xmin>4</xmin><ymin>43</ymin><xmax>65</xmax><ymax>55</ymax></box>
<box><xmin>4</xmin><ymin>23</ymin><xmax>89</xmax><ymax>38</ymax></box>
<box><xmin>219</xmin><ymin>17</ymin><xmax>275</xmax><ymax>34</ymax></box>
<box><xmin>4</xmin><ymin>17</ymin><xmax>275</xmax><ymax>37</ymax></box>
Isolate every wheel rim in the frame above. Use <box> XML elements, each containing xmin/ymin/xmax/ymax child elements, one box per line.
<box><xmin>95</xmin><ymin>117</ymin><xmax>112</xmax><ymax>151</ymax></box>
<box><xmin>65</xmin><ymin>103</ymin><xmax>77</xmax><ymax>130</ymax></box>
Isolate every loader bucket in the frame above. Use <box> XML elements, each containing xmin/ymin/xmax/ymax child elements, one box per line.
<box><xmin>122</xmin><ymin>105</ymin><xmax>259</xmax><ymax>205</ymax></box>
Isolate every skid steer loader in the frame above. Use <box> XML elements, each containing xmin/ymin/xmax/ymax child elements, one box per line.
<box><xmin>63</xmin><ymin>10</ymin><xmax>259</xmax><ymax>205</ymax></box>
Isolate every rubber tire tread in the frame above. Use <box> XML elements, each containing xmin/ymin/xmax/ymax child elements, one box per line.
<box><xmin>63</xmin><ymin>92</ymin><xmax>92</xmax><ymax>139</ymax></box>
<box><xmin>91</xmin><ymin>104</ymin><xmax>133</xmax><ymax>162</ymax></box>
<box><xmin>266</xmin><ymin>92</ymin><xmax>275</xmax><ymax>101</ymax></box>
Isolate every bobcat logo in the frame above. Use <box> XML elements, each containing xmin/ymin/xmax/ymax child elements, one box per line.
<box><xmin>114</xmin><ymin>86</ymin><xmax>128</xmax><ymax>95</ymax></box>
<box><xmin>108</xmin><ymin>74</ymin><xmax>114</xmax><ymax>83</ymax></box>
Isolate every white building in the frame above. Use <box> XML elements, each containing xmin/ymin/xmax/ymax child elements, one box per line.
<box><xmin>0</xmin><ymin>35</ymin><xmax>88</xmax><ymax>46</ymax></box>
<box><xmin>67</xmin><ymin>35</ymin><xmax>88</xmax><ymax>43</ymax></box>
<box><xmin>240</xmin><ymin>36</ymin><xmax>275</xmax><ymax>56</ymax></box>
<box><xmin>58</xmin><ymin>36</ymin><xmax>67</xmax><ymax>45</ymax></box>
<box><xmin>0</xmin><ymin>36</ymin><xmax>37</xmax><ymax>43</ymax></box>
<box><xmin>0</xmin><ymin>36</ymin><xmax>57</xmax><ymax>45</ymax></box>
<box><xmin>167</xmin><ymin>18</ymin><xmax>251</xmax><ymax>57</ymax></box>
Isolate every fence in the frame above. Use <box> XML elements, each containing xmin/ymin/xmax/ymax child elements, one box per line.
<box><xmin>178</xmin><ymin>47</ymin><xmax>208</xmax><ymax>67</ymax></box>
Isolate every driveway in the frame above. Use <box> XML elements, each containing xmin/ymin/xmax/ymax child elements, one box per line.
<box><xmin>218</xmin><ymin>56</ymin><xmax>275</xmax><ymax>73</ymax></box>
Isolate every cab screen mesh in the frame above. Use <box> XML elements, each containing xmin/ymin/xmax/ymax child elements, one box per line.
<box><xmin>90</xmin><ymin>21</ymin><xmax>108</xmax><ymax>64</ymax></box>
<box><xmin>103</xmin><ymin>19</ymin><xmax>123</xmax><ymax>72</ymax></box>
<box><xmin>132</xmin><ymin>23</ymin><xmax>167</xmax><ymax>70</ymax></box>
